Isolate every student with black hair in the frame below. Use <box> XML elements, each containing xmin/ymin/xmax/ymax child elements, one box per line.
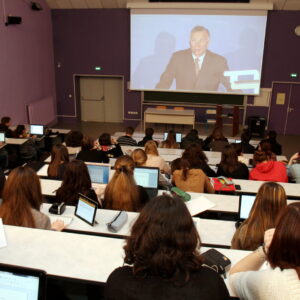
<box><xmin>0</xmin><ymin>116</ymin><xmax>13</xmax><ymax>138</ymax></box>
<box><xmin>240</xmin><ymin>129</ymin><xmax>255</xmax><ymax>154</ymax></box>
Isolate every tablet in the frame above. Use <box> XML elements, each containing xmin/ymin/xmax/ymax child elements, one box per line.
<box><xmin>0</xmin><ymin>263</ymin><xmax>46</xmax><ymax>300</ymax></box>
<box><xmin>75</xmin><ymin>193</ymin><xmax>98</xmax><ymax>226</ymax></box>
<box><xmin>238</xmin><ymin>194</ymin><xmax>256</xmax><ymax>221</ymax></box>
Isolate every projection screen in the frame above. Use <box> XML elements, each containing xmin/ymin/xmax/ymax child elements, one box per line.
<box><xmin>130</xmin><ymin>7</ymin><xmax>269</xmax><ymax>95</ymax></box>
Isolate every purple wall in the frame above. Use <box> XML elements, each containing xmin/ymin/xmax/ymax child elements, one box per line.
<box><xmin>0</xmin><ymin>0</ymin><xmax>56</xmax><ymax>125</ymax></box>
<box><xmin>51</xmin><ymin>9</ymin><xmax>300</xmax><ymax>124</ymax></box>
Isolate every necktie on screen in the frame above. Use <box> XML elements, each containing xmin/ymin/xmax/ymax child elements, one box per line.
<box><xmin>195</xmin><ymin>58</ymin><xmax>200</xmax><ymax>76</ymax></box>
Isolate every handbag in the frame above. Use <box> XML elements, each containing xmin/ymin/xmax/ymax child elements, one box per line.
<box><xmin>201</xmin><ymin>249</ymin><xmax>231</xmax><ymax>275</ymax></box>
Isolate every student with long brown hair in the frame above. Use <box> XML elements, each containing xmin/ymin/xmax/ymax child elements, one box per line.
<box><xmin>159</xmin><ymin>130</ymin><xmax>180</xmax><ymax>149</ymax></box>
<box><xmin>229</xmin><ymin>202</ymin><xmax>300</xmax><ymax>299</ymax></box>
<box><xmin>171</xmin><ymin>158</ymin><xmax>215</xmax><ymax>193</ymax></box>
<box><xmin>0</xmin><ymin>166</ymin><xmax>63</xmax><ymax>230</ymax></box>
<box><xmin>105</xmin><ymin>194</ymin><xmax>229</xmax><ymax>299</ymax></box>
<box><xmin>47</xmin><ymin>144</ymin><xmax>69</xmax><ymax>180</ymax></box>
<box><xmin>103</xmin><ymin>156</ymin><xmax>148</xmax><ymax>212</ymax></box>
<box><xmin>144</xmin><ymin>140</ymin><xmax>170</xmax><ymax>174</ymax></box>
<box><xmin>55</xmin><ymin>159</ymin><xmax>97</xmax><ymax>206</ymax></box>
<box><xmin>216</xmin><ymin>144</ymin><xmax>249</xmax><ymax>179</ymax></box>
<box><xmin>231</xmin><ymin>182</ymin><xmax>287</xmax><ymax>251</ymax></box>
<box><xmin>182</xmin><ymin>143</ymin><xmax>216</xmax><ymax>177</ymax></box>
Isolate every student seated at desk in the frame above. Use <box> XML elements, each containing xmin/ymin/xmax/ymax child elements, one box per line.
<box><xmin>145</xmin><ymin>140</ymin><xmax>170</xmax><ymax>174</ymax></box>
<box><xmin>105</xmin><ymin>194</ymin><xmax>229</xmax><ymax>300</ymax></box>
<box><xmin>131</xmin><ymin>149</ymin><xmax>147</xmax><ymax>167</ymax></box>
<box><xmin>229</xmin><ymin>203</ymin><xmax>300</xmax><ymax>300</ymax></box>
<box><xmin>55</xmin><ymin>160</ymin><xmax>97</xmax><ymax>206</ymax></box>
<box><xmin>103</xmin><ymin>156</ymin><xmax>148</xmax><ymax>212</ymax></box>
<box><xmin>231</xmin><ymin>182</ymin><xmax>287</xmax><ymax>251</ymax></box>
<box><xmin>116</xmin><ymin>126</ymin><xmax>138</xmax><ymax>146</ymax></box>
<box><xmin>76</xmin><ymin>135</ymin><xmax>109</xmax><ymax>164</ymax></box>
<box><xmin>48</xmin><ymin>144</ymin><xmax>69</xmax><ymax>180</ymax></box>
<box><xmin>216</xmin><ymin>145</ymin><xmax>249</xmax><ymax>180</ymax></box>
<box><xmin>0</xmin><ymin>166</ymin><xmax>63</xmax><ymax>230</ymax></box>
<box><xmin>250</xmin><ymin>151</ymin><xmax>288</xmax><ymax>182</ymax></box>
<box><xmin>180</xmin><ymin>129</ymin><xmax>203</xmax><ymax>150</ymax></box>
<box><xmin>13</xmin><ymin>125</ymin><xmax>38</xmax><ymax>161</ymax></box>
<box><xmin>182</xmin><ymin>143</ymin><xmax>216</xmax><ymax>177</ymax></box>
<box><xmin>240</xmin><ymin>129</ymin><xmax>255</xmax><ymax>154</ymax></box>
<box><xmin>98</xmin><ymin>133</ymin><xmax>123</xmax><ymax>158</ymax></box>
<box><xmin>159</xmin><ymin>130</ymin><xmax>180</xmax><ymax>149</ymax></box>
<box><xmin>0</xmin><ymin>116</ymin><xmax>13</xmax><ymax>137</ymax></box>
<box><xmin>203</xmin><ymin>127</ymin><xmax>229</xmax><ymax>152</ymax></box>
<box><xmin>171</xmin><ymin>158</ymin><xmax>215</xmax><ymax>194</ymax></box>
<box><xmin>64</xmin><ymin>130</ymin><xmax>83</xmax><ymax>158</ymax></box>
<box><xmin>137</xmin><ymin>127</ymin><xmax>157</xmax><ymax>147</ymax></box>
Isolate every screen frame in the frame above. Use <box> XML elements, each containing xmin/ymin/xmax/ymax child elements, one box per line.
<box><xmin>30</xmin><ymin>124</ymin><xmax>44</xmax><ymax>136</ymax></box>
<box><xmin>134</xmin><ymin>166</ymin><xmax>160</xmax><ymax>189</ymax></box>
<box><xmin>85</xmin><ymin>162</ymin><xmax>111</xmax><ymax>184</ymax></box>
<box><xmin>0</xmin><ymin>263</ymin><xmax>46</xmax><ymax>300</ymax></box>
<box><xmin>238</xmin><ymin>193</ymin><xmax>256</xmax><ymax>221</ymax></box>
<box><xmin>75</xmin><ymin>193</ymin><xmax>98</xmax><ymax>226</ymax></box>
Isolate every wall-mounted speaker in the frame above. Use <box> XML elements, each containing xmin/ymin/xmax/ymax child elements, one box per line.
<box><xmin>5</xmin><ymin>16</ymin><xmax>22</xmax><ymax>26</ymax></box>
<box><xmin>31</xmin><ymin>2</ymin><xmax>43</xmax><ymax>11</ymax></box>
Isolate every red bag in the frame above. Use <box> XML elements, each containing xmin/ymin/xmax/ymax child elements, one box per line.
<box><xmin>211</xmin><ymin>177</ymin><xmax>236</xmax><ymax>192</ymax></box>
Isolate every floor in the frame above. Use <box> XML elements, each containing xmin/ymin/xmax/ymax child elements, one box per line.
<box><xmin>53</xmin><ymin>120</ymin><xmax>300</xmax><ymax>159</ymax></box>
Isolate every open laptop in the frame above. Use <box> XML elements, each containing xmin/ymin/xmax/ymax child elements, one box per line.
<box><xmin>236</xmin><ymin>194</ymin><xmax>256</xmax><ymax>227</ymax></box>
<box><xmin>163</xmin><ymin>132</ymin><xmax>182</xmax><ymax>143</ymax></box>
<box><xmin>0</xmin><ymin>263</ymin><xmax>46</xmax><ymax>300</ymax></box>
<box><xmin>134</xmin><ymin>167</ymin><xmax>159</xmax><ymax>199</ymax></box>
<box><xmin>75</xmin><ymin>193</ymin><xmax>98</xmax><ymax>226</ymax></box>
<box><xmin>0</xmin><ymin>132</ymin><xmax>6</xmax><ymax>148</ymax></box>
<box><xmin>85</xmin><ymin>162</ymin><xmax>110</xmax><ymax>185</ymax></box>
<box><xmin>30</xmin><ymin>125</ymin><xmax>44</xmax><ymax>140</ymax></box>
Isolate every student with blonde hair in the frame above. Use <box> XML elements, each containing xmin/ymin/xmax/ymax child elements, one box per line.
<box><xmin>144</xmin><ymin>140</ymin><xmax>170</xmax><ymax>174</ymax></box>
<box><xmin>231</xmin><ymin>182</ymin><xmax>287</xmax><ymax>250</ymax></box>
<box><xmin>131</xmin><ymin>148</ymin><xmax>147</xmax><ymax>167</ymax></box>
<box><xmin>104</xmin><ymin>156</ymin><xmax>149</xmax><ymax>211</ymax></box>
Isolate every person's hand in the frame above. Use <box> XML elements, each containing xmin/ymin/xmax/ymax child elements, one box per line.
<box><xmin>264</xmin><ymin>228</ymin><xmax>275</xmax><ymax>254</ymax></box>
<box><xmin>111</xmin><ymin>138</ymin><xmax>117</xmax><ymax>144</ymax></box>
<box><xmin>94</xmin><ymin>139</ymin><xmax>100</xmax><ymax>149</ymax></box>
<box><xmin>291</xmin><ymin>152</ymin><xmax>300</xmax><ymax>161</ymax></box>
<box><xmin>51</xmin><ymin>220</ymin><xmax>65</xmax><ymax>231</ymax></box>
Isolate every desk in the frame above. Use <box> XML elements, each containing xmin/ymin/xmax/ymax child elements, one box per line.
<box><xmin>49</xmin><ymin>128</ymin><xmax>71</xmax><ymax>135</ymax></box>
<box><xmin>233</xmin><ymin>179</ymin><xmax>300</xmax><ymax>198</ymax></box>
<box><xmin>144</xmin><ymin>108</ymin><xmax>195</xmax><ymax>130</ymax></box>
<box><xmin>0</xmin><ymin>225</ymin><xmax>250</xmax><ymax>296</ymax></box>
<box><xmin>6</xmin><ymin>138</ymin><xmax>28</xmax><ymax>145</ymax></box>
<box><xmin>41</xmin><ymin>203</ymin><xmax>235</xmax><ymax>247</ymax></box>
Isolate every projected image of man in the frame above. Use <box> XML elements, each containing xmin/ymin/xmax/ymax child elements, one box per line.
<box><xmin>155</xmin><ymin>26</ymin><xmax>233</xmax><ymax>92</ymax></box>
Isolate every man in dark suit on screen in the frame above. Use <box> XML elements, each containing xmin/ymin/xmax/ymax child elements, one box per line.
<box><xmin>155</xmin><ymin>26</ymin><xmax>233</xmax><ymax>92</ymax></box>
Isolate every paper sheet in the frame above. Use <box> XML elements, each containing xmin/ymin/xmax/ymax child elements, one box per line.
<box><xmin>0</xmin><ymin>218</ymin><xmax>7</xmax><ymax>248</ymax></box>
<box><xmin>185</xmin><ymin>195</ymin><xmax>215</xmax><ymax>216</ymax></box>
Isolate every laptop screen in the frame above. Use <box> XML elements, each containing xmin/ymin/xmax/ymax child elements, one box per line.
<box><xmin>239</xmin><ymin>194</ymin><xmax>256</xmax><ymax>220</ymax></box>
<box><xmin>163</xmin><ymin>132</ymin><xmax>182</xmax><ymax>143</ymax></box>
<box><xmin>134</xmin><ymin>167</ymin><xmax>159</xmax><ymax>189</ymax></box>
<box><xmin>30</xmin><ymin>125</ymin><xmax>44</xmax><ymax>136</ymax></box>
<box><xmin>0</xmin><ymin>132</ymin><xmax>5</xmax><ymax>142</ymax></box>
<box><xmin>86</xmin><ymin>163</ymin><xmax>110</xmax><ymax>184</ymax></box>
<box><xmin>235</xmin><ymin>139</ymin><xmax>241</xmax><ymax>143</ymax></box>
<box><xmin>0</xmin><ymin>264</ymin><xmax>46</xmax><ymax>300</ymax></box>
<box><xmin>75</xmin><ymin>194</ymin><xmax>98</xmax><ymax>226</ymax></box>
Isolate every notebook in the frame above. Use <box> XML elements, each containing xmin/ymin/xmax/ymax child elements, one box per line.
<box><xmin>134</xmin><ymin>167</ymin><xmax>159</xmax><ymax>199</ymax></box>
<box><xmin>238</xmin><ymin>194</ymin><xmax>256</xmax><ymax>221</ymax></box>
<box><xmin>85</xmin><ymin>162</ymin><xmax>110</xmax><ymax>184</ymax></box>
<box><xmin>163</xmin><ymin>132</ymin><xmax>182</xmax><ymax>143</ymax></box>
<box><xmin>75</xmin><ymin>193</ymin><xmax>98</xmax><ymax>226</ymax></box>
<box><xmin>30</xmin><ymin>125</ymin><xmax>44</xmax><ymax>137</ymax></box>
<box><xmin>0</xmin><ymin>263</ymin><xmax>46</xmax><ymax>300</ymax></box>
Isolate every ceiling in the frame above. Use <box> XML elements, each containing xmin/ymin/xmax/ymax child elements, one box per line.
<box><xmin>45</xmin><ymin>0</ymin><xmax>300</xmax><ymax>10</ymax></box>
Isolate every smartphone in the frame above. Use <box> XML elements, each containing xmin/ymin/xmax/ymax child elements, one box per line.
<box><xmin>235</xmin><ymin>184</ymin><xmax>241</xmax><ymax>190</ymax></box>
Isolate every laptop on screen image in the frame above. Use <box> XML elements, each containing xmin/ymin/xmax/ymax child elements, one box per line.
<box><xmin>0</xmin><ymin>132</ymin><xmax>6</xmax><ymax>146</ymax></box>
<box><xmin>163</xmin><ymin>132</ymin><xmax>182</xmax><ymax>143</ymax></box>
<box><xmin>75</xmin><ymin>193</ymin><xmax>98</xmax><ymax>226</ymax></box>
<box><xmin>238</xmin><ymin>194</ymin><xmax>256</xmax><ymax>221</ymax></box>
<box><xmin>30</xmin><ymin>125</ymin><xmax>44</xmax><ymax>137</ymax></box>
<box><xmin>0</xmin><ymin>263</ymin><xmax>46</xmax><ymax>300</ymax></box>
<box><xmin>85</xmin><ymin>163</ymin><xmax>110</xmax><ymax>184</ymax></box>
